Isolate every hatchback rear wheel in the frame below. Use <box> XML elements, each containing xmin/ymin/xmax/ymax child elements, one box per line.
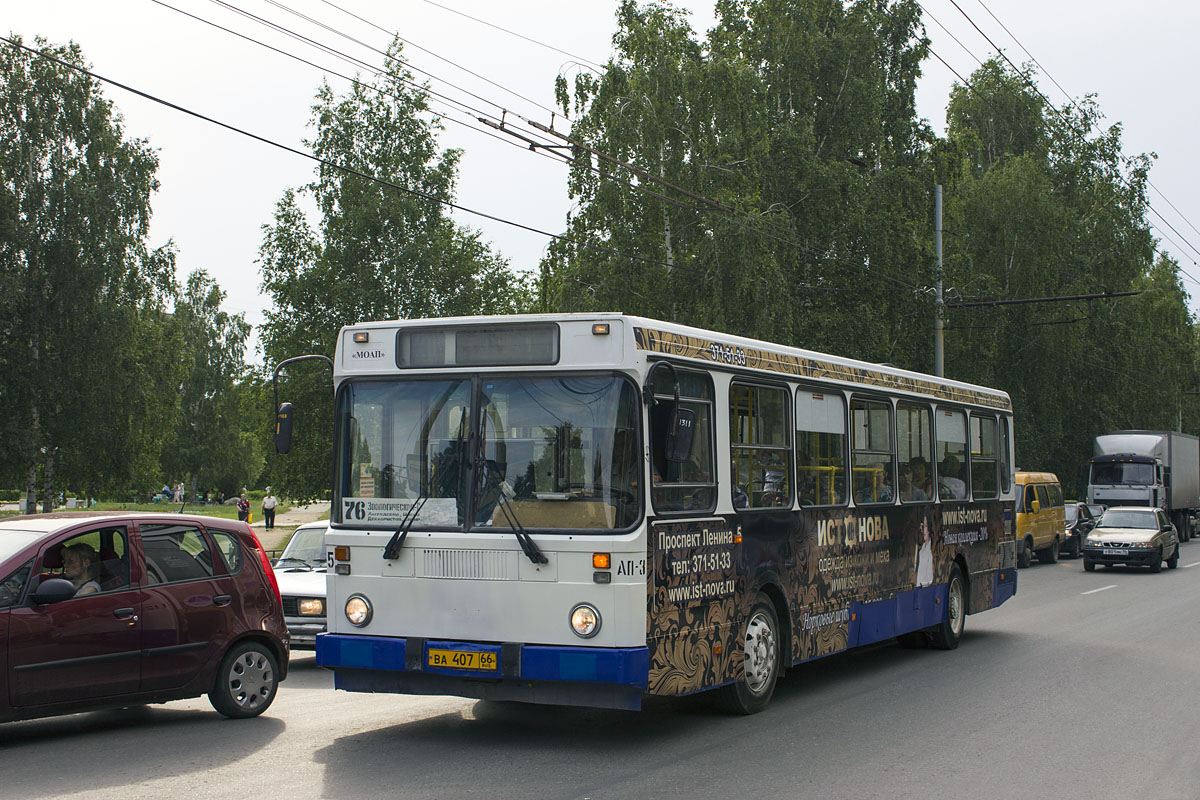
<box><xmin>209</xmin><ymin>641</ymin><xmax>280</xmax><ymax>718</ymax></box>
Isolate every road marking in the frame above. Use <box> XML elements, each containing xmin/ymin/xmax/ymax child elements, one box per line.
<box><xmin>1082</xmin><ymin>585</ymin><xmax>1118</xmax><ymax>595</ymax></box>
<box><xmin>1183</xmin><ymin>561</ymin><xmax>1200</xmax><ymax>568</ymax></box>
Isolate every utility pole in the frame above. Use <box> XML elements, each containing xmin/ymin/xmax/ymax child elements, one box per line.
<box><xmin>934</xmin><ymin>184</ymin><xmax>944</xmax><ymax>377</ymax></box>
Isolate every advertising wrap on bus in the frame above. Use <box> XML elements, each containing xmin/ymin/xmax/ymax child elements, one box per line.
<box><xmin>276</xmin><ymin>313</ymin><xmax>1016</xmax><ymax>714</ymax></box>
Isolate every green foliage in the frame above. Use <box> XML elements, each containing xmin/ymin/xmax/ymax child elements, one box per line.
<box><xmin>257</xmin><ymin>40</ymin><xmax>532</xmax><ymax>499</ymax></box>
<box><xmin>161</xmin><ymin>269</ymin><xmax>261</xmax><ymax>498</ymax></box>
<box><xmin>936</xmin><ymin>58</ymin><xmax>1196</xmax><ymax>495</ymax></box>
<box><xmin>541</xmin><ymin>6</ymin><xmax>1199</xmax><ymax>497</ymax></box>
<box><xmin>0</xmin><ymin>36</ymin><xmax>177</xmax><ymax>506</ymax></box>
<box><xmin>542</xmin><ymin>0</ymin><xmax>935</xmax><ymax>367</ymax></box>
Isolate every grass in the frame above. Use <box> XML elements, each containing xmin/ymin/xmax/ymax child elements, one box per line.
<box><xmin>1</xmin><ymin>500</ymin><xmax>299</xmax><ymax>521</ymax></box>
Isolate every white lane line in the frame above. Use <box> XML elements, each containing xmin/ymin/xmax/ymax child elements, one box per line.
<box><xmin>1183</xmin><ymin>561</ymin><xmax>1200</xmax><ymax>568</ymax></box>
<box><xmin>1082</xmin><ymin>585</ymin><xmax>1118</xmax><ymax>595</ymax></box>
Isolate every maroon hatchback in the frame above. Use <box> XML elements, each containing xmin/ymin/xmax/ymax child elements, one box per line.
<box><xmin>0</xmin><ymin>512</ymin><xmax>289</xmax><ymax>723</ymax></box>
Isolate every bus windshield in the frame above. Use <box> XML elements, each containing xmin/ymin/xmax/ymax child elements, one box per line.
<box><xmin>336</xmin><ymin>375</ymin><xmax>641</xmax><ymax>531</ymax></box>
<box><xmin>1091</xmin><ymin>461</ymin><xmax>1154</xmax><ymax>486</ymax></box>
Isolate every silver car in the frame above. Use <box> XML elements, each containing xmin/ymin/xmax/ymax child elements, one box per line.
<box><xmin>273</xmin><ymin>521</ymin><xmax>328</xmax><ymax>649</ymax></box>
<box><xmin>1083</xmin><ymin>506</ymin><xmax>1179</xmax><ymax>573</ymax></box>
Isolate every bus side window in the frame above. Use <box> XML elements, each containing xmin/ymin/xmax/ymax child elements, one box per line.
<box><xmin>730</xmin><ymin>383</ymin><xmax>792</xmax><ymax>509</ymax></box>
<box><xmin>796</xmin><ymin>389</ymin><xmax>847</xmax><ymax>506</ymax></box>
<box><xmin>649</xmin><ymin>369</ymin><xmax>716</xmax><ymax>513</ymax></box>
<box><xmin>850</xmin><ymin>397</ymin><xmax>894</xmax><ymax>504</ymax></box>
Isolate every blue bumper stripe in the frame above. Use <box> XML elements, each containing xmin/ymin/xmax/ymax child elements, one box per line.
<box><xmin>317</xmin><ymin>633</ymin><xmax>649</xmax><ymax>688</ymax></box>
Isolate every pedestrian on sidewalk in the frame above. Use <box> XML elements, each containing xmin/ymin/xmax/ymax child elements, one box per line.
<box><xmin>237</xmin><ymin>493</ymin><xmax>250</xmax><ymax>523</ymax></box>
<box><xmin>262</xmin><ymin>488</ymin><xmax>278</xmax><ymax>530</ymax></box>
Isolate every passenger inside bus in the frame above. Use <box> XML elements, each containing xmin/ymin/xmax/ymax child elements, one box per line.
<box><xmin>938</xmin><ymin>455</ymin><xmax>967</xmax><ymax>500</ymax></box>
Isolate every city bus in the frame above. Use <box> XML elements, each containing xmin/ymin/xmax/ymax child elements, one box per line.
<box><xmin>282</xmin><ymin>313</ymin><xmax>1017</xmax><ymax>713</ymax></box>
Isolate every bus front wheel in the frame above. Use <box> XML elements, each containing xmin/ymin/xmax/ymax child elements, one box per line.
<box><xmin>928</xmin><ymin>564</ymin><xmax>966</xmax><ymax>651</ymax></box>
<box><xmin>718</xmin><ymin>594</ymin><xmax>780</xmax><ymax>714</ymax></box>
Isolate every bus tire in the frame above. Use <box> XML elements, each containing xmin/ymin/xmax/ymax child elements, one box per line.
<box><xmin>718</xmin><ymin>593</ymin><xmax>780</xmax><ymax>715</ymax></box>
<box><xmin>928</xmin><ymin>564</ymin><xmax>966</xmax><ymax>651</ymax></box>
<box><xmin>1037</xmin><ymin>539</ymin><xmax>1059</xmax><ymax>564</ymax></box>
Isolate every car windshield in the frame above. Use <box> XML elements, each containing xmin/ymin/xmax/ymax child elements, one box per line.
<box><xmin>0</xmin><ymin>530</ymin><xmax>42</xmax><ymax>562</ymax></box>
<box><xmin>1065</xmin><ymin>507</ymin><xmax>1078</xmax><ymax>523</ymax></box>
<box><xmin>281</xmin><ymin>526</ymin><xmax>327</xmax><ymax>564</ymax></box>
<box><xmin>1097</xmin><ymin>510</ymin><xmax>1157</xmax><ymax>529</ymax></box>
<box><xmin>1091</xmin><ymin>461</ymin><xmax>1154</xmax><ymax>485</ymax></box>
<box><xmin>336</xmin><ymin>375</ymin><xmax>641</xmax><ymax>531</ymax></box>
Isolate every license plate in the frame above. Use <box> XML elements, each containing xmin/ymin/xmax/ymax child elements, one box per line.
<box><xmin>427</xmin><ymin>648</ymin><xmax>498</xmax><ymax>672</ymax></box>
<box><xmin>1102</xmin><ymin>548</ymin><xmax>1125</xmax><ymax>555</ymax></box>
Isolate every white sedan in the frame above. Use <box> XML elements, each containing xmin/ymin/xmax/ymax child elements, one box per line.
<box><xmin>273</xmin><ymin>521</ymin><xmax>329</xmax><ymax>649</ymax></box>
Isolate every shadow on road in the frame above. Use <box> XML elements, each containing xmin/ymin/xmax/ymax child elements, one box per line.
<box><xmin>0</xmin><ymin>704</ymin><xmax>285</xmax><ymax>798</ymax></box>
<box><xmin>312</xmin><ymin>629</ymin><xmax>1021</xmax><ymax>798</ymax></box>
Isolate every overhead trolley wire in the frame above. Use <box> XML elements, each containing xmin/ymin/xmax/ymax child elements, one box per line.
<box><xmin>316</xmin><ymin>0</ymin><xmax>558</xmax><ymax>118</ymax></box>
<box><xmin>0</xmin><ymin>36</ymin><xmax>717</xmax><ymax>280</ymax></box>
<box><xmin>241</xmin><ymin>0</ymin><xmax>930</xmax><ymax>295</ymax></box>
<box><xmin>419</xmin><ymin>0</ymin><xmax>606</xmax><ymax>74</ymax></box>
<box><xmin>968</xmin><ymin>0</ymin><xmax>1200</xmax><ymax>244</ymax></box>
<box><xmin>941</xmin><ymin>0</ymin><xmax>1200</xmax><ymax>269</ymax></box>
<box><xmin>150</xmin><ymin>0</ymin><xmax>539</xmax><ymax>156</ymax></box>
<box><xmin>918</xmin><ymin>4</ymin><xmax>1200</xmax><ymax>292</ymax></box>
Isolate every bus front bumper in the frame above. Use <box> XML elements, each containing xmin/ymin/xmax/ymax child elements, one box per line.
<box><xmin>316</xmin><ymin>633</ymin><xmax>650</xmax><ymax>711</ymax></box>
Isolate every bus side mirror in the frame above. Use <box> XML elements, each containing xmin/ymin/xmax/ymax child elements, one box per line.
<box><xmin>275</xmin><ymin>402</ymin><xmax>294</xmax><ymax>455</ymax></box>
<box><xmin>1031</xmin><ymin>499</ymin><xmax>1041</xmax><ymax>513</ymax></box>
<box><xmin>666</xmin><ymin>406</ymin><xmax>696</xmax><ymax>463</ymax></box>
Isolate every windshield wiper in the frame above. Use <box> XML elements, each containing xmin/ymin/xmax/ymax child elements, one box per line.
<box><xmin>383</xmin><ymin>484</ymin><xmax>427</xmax><ymax>561</ymax></box>
<box><xmin>489</xmin><ymin>469</ymin><xmax>548</xmax><ymax>565</ymax></box>
<box><xmin>274</xmin><ymin>557</ymin><xmax>311</xmax><ymax>568</ymax></box>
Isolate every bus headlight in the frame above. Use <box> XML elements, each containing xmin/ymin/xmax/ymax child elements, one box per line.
<box><xmin>345</xmin><ymin>594</ymin><xmax>373</xmax><ymax>627</ymax></box>
<box><xmin>569</xmin><ymin>603</ymin><xmax>601</xmax><ymax>638</ymax></box>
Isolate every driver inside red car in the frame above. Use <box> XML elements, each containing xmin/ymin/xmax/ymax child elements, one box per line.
<box><xmin>61</xmin><ymin>542</ymin><xmax>102</xmax><ymax>597</ymax></box>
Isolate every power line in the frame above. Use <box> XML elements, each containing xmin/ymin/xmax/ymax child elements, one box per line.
<box><xmin>248</xmin><ymin>0</ymin><xmax>929</xmax><ymax>295</ymax></box>
<box><xmin>0</xmin><ymin>35</ymin><xmax>713</xmax><ymax>279</ymax></box>
<box><xmin>947</xmin><ymin>290</ymin><xmax>1139</xmax><ymax>309</ymax></box>
<box><xmin>940</xmin><ymin>0</ymin><xmax>1200</xmax><ymax>268</ymax></box>
<box><xmin>967</xmin><ymin>0</ymin><xmax>1200</xmax><ymax>245</ymax></box>
<box><xmin>920</xmin><ymin>20</ymin><xmax>1200</xmax><ymax>291</ymax></box>
<box><xmin>150</xmin><ymin>0</ymin><xmax>553</xmax><ymax>159</ymax></box>
<box><xmin>419</xmin><ymin>0</ymin><xmax>606</xmax><ymax>74</ymax></box>
<box><xmin>317</xmin><ymin>0</ymin><xmax>556</xmax><ymax>118</ymax></box>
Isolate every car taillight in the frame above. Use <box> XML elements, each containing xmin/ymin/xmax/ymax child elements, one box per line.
<box><xmin>248</xmin><ymin>525</ymin><xmax>282</xmax><ymax>607</ymax></box>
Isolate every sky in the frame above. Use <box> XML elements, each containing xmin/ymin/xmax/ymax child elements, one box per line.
<box><xmin>6</xmin><ymin>0</ymin><xmax>1200</xmax><ymax>362</ymax></box>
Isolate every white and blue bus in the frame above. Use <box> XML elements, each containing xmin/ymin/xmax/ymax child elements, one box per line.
<box><xmin>282</xmin><ymin>314</ymin><xmax>1017</xmax><ymax>713</ymax></box>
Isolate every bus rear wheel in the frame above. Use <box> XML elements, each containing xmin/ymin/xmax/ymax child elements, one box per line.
<box><xmin>928</xmin><ymin>564</ymin><xmax>966</xmax><ymax>651</ymax></box>
<box><xmin>718</xmin><ymin>594</ymin><xmax>780</xmax><ymax>714</ymax></box>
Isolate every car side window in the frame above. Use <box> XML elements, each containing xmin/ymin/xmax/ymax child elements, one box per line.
<box><xmin>45</xmin><ymin>528</ymin><xmax>131</xmax><ymax>596</ymax></box>
<box><xmin>141</xmin><ymin>524</ymin><xmax>217</xmax><ymax>585</ymax></box>
<box><xmin>1035</xmin><ymin>485</ymin><xmax>1050</xmax><ymax>509</ymax></box>
<box><xmin>208</xmin><ymin>530</ymin><xmax>243</xmax><ymax>574</ymax></box>
<box><xmin>0</xmin><ymin>560</ymin><xmax>32</xmax><ymax>608</ymax></box>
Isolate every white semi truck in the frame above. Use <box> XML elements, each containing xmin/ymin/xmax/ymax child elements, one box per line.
<box><xmin>1087</xmin><ymin>430</ymin><xmax>1200</xmax><ymax>542</ymax></box>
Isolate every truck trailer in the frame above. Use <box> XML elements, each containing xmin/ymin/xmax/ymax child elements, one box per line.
<box><xmin>1087</xmin><ymin>430</ymin><xmax>1200</xmax><ymax>541</ymax></box>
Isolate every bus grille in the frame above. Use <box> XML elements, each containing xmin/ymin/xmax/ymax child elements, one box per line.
<box><xmin>419</xmin><ymin>548</ymin><xmax>516</xmax><ymax>580</ymax></box>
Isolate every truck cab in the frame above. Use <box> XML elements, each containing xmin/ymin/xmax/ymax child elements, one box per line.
<box><xmin>1087</xmin><ymin>430</ymin><xmax>1197</xmax><ymax>542</ymax></box>
<box><xmin>1087</xmin><ymin>455</ymin><xmax>1160</xmax><ymax>508</ymax></box>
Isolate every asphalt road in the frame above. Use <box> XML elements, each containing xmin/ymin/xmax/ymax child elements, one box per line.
<box><xmin>3</xmin><ymin>549</ymin><xmax>1199</xmax><ymax>800</ymax></box>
